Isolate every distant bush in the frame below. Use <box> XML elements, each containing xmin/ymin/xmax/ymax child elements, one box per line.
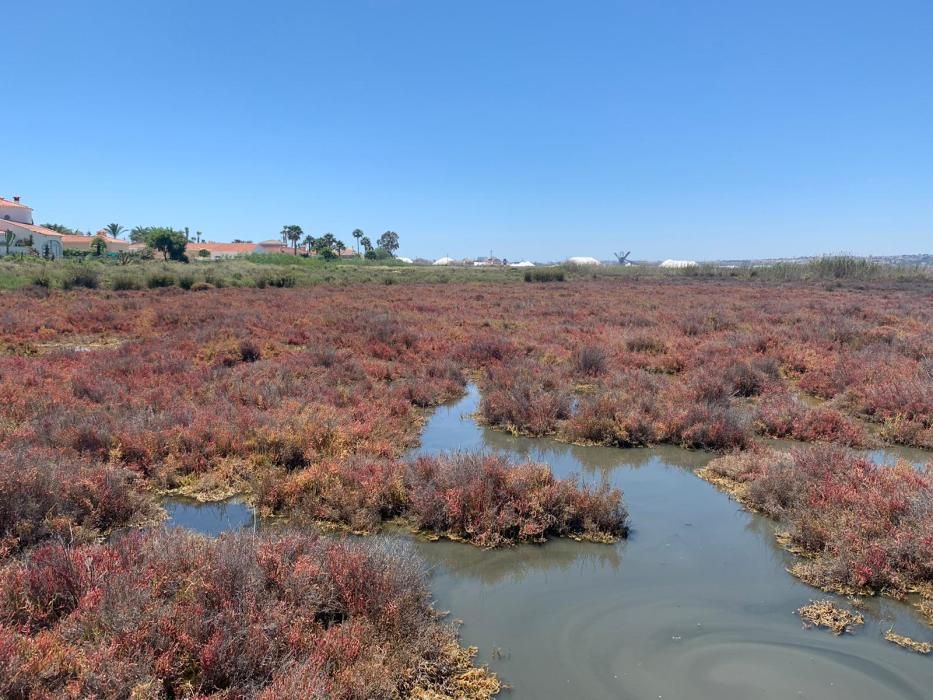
<box><xmin>191</xmin><ymin>280</ymin><xmax>215</xmax><ymax>291</ymax></box>
<box><xmin>111</xmin><ymin>275</ymin><xmax>141</xmax><ymax>291</ymax></box>
<box><xmin>256</xmin><ymin>273</ymin><xmax>296</xmax><ymax>288</ymax></box>
<box><xmin>573</xmin><ymin>345</ymin><xmax>608</xmax><ymax>376</ymax></box>
<box><xmin>146</xmin><ymin>272</ymin><xmax>176</xmax><ymax>288</ymax></box>
<box><xmin>177</xmin><ymin>273</ymin><xmax>195</xmax><ymax>290</ymax></box>
<box><xmin>524</xmin><ymin>268</ymin><xmax>565</xmax><ymax>283</ymax></box>
<box><xmin>60</xmin><ymin>269</ymin><xmax>100</xmax><ymax>290</ymax></box>
<box><xmin>30</xmin><ymin>273</ymin><xmax>51</xmax><ymax>288</ymax></box>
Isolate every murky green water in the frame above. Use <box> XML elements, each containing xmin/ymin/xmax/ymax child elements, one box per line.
<box><xmin>165</xmin><ymin>385</ymin><xmax>933</xmax><ymax>699</ymax></box>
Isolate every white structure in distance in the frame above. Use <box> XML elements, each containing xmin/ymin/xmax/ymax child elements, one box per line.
<box><xmin>659</xmin><ymin>259</ymin><xmax>698</xmax><ymax>268</ymax></box>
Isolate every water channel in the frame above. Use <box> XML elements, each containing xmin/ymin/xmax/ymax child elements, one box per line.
<box><xmin>164</xmin><ymin>385</ymin><xmax>932</xmax><ymax>699</ymax></box>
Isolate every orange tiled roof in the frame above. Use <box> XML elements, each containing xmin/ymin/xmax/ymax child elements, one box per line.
<box><xmin>0</xmin><ymin>221</ymin><xmax>63</xmax><ymax>237</ymax></box>
<box><xmin>0</xmin><ymin>197</ymin><xmax>32</xmax><ymax>210</ymax></box>
<box><xmin>59</xmin><ymin>233</ymin><xmax>125</xmax><ymax>245</ymax></box>
<box><xmin>191</xmin><ymin>242</ymin><xmax>258</xmax><ymax>254</ymax></box>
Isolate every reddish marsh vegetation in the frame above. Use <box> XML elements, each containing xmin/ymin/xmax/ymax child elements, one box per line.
<box><xmin>0</xmin><ymin>278</ymin><xmax>929</xmax><ymax>537</ymax></box>
<box><xmin>700</xmin><ymin>445</ymin><xmax>933</xmax><ymax>620</ymax></box>
<box><xmin>0</xmin><ymin>531</ymin><xmax>500</xmax><ymax>699</ymax></box>
<box><xmin>0</xmin><ymin>278</ymin><xmax>930</xmax><ymax>690</ymax></box>
<box><xmin>259</xmin><ymin>452</ymin><xmax>627</xmax><ymax>546</ymax></box>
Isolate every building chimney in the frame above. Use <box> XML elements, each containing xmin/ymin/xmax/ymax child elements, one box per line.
<box><xmin>12</xmin><ymin>196</ymin><xmax>20</xmax><ymax>203</ymax></box>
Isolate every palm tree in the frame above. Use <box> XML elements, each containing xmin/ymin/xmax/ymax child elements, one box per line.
<box><xmin>104</xmin><ymin>223</ymin><xmax>126</xmax><ymax>239</ymax></box>
<box><xmin>281</xmin><ymin>225</ymin><xmax>303</xmax><ymax>255</ymax></box>
<box><xmin>303</xmin><ymin>234</ymin><xmax>315</xmax><ymax>254</ymax></box>
<box><xmin>352</xmin><ymin>229</ymin><xmax>364</xmax><ymax>255</ymax></box>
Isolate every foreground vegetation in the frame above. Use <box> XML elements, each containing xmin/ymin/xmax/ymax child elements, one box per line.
<box><xmin>701</xmin><ymin>445</ymin><xmax>933</xmax><ymax>622</ymax></box>
<box><xmin>0</xmin><ymin>274</ymin><xmax>930</xmax><ymax>691</ymax></box>
<box><xmin>0</xmin><ymin>531</ymin><xmax>500</xmax><ymax>699</ymax></box>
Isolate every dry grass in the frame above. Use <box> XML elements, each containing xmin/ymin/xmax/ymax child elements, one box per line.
<box><xmin>884</xmin><ymin>629</ymin><xmax>932</xmax><ymax>654</ymax></box>
<box><xmin>797</xmin><ymin>600</ymin><xmax>864</xmax><ymax>635</ymax></box>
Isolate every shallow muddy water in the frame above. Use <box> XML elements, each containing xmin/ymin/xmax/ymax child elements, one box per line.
<box><xmin>162</xmin><ymin>496</ymin><xmax>255</xmax><ymax>536</ymax></box>
<box><xmin>165</xmin><ymin>385</ymin><xmax>933</xmax><ymax>699</ymax></box>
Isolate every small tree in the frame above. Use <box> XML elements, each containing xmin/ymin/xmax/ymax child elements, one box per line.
<box><xmin>104</xmin><ymin>223</ymin><xmax>126</xmax><ymax>239</ymax></box>
<box><xmin>91</xmin><ymin>236</ymin><xmax>108</xmax><ymax>256</ymax></box>
<box><xmin>303</xmin><ymin>234</ymin><xmax>315</xmax><ymax>253</ymax></box>
<box><xmin>3</xmin><ymin>229</ymin><xmax>15</xmax><ymax>256</ymax></box>
<box><xmin>360</xmin><ymin>236</ymin><xmax>373</xmax><ymax>254</ymax></box>
<box><xmin>352</xmin><ymin>228</ymin><xmax>364</xmax><ymax>255</ymax></box>
<box><xmin>376</xmin><ymin>231</ymin><xmax>400</xmax><ymax>256</ymax></box>
<box><xmin>145</xmin><ymin>227</ymin><xmax>188</xmax><ymax>261</ymax></box>
<box><xmin>198</xmin><ymin>249</ymin><xmax>211</xmax><ymax>258</ymax></box>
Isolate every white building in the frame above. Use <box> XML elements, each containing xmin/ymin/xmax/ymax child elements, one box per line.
<box><xmin>659</xmin><ymin>259</ymin><xmax>698</xmax><ymax>269</ymax></box>
<box><xmin>0</xmin><ymin>196</ymin><xmax>64</xmax><ymax>259</ymax></box>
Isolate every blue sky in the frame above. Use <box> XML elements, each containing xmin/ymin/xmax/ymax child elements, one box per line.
<box><xmin>3</xmin><ymin>1</ymin><xmax>931</xmax><ymax>261</ymax></box>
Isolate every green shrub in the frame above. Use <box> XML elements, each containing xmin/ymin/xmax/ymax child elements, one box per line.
<box><xmin>177</xmin><ymin>274</ymin><xmax>195</xmax><ymax>290</ymax></box>
<box><xmin>256</xmin><ymin>273</ymin><xmax>295</xmax><ymax>288</ymax></box>
<box><xmin>111</xmin><ymin>276</ymin><xmax>142</xmax><ymax>291</ymax></box>
<box><xmin>61</xmin><ymin>269</ymin><xmax>100</xmax><ymax>290</ymax></box>
<box><xmin>524</xmin><ymin>268</ymin><xmax>565</xmax><ymax>283</ymax></box>
<box><xmin>146</xmin><ymin>272</ymin><xmax>176</xmax><ymax>288</ymax></box>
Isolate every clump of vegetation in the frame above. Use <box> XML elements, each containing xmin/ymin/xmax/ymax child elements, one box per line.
<box><xmin>60</xmin><ymin>268</ymin><xmax>100</xmax><ymax>289</ymax></box>
<box><xmin>573</xmin><ymin>344</ymin><xmax>608</xmax><ymax>377</ymax></box>
<box><xmin>0</xmin><ymin>449</ymin><xmax>150</xmax><ymax>557</ymax></box>
<box><xmin>884</xmin><ymin>629</ymin><xmax>932</xmax><ymax>654</ymax></box>
<box><xmin>480</xmin><ymin>363</ymin><xmax>572</xmax><ymax>435</ymax></box>
<box><xmin>755</xmin><ymin>392</ymin><xmax>872</xmax><ymax>447</ymax></box>
<box><xmin>524</xmin><ymin>268</ymin><xmax>564</xmax><ymax>283</ymax></box>
<box><xmin>110</xmin><ymin>275</ymin><xmax>142</xmax><ymax>291</ymax></box>
<box><xmin>406</xmin><ymin>453</ymin><xmax>627</xmax><ymax>546</ymax></box>
<box><xmin>256</xmin><ymin>272</ymin><xmax>296</xmax><ymax>288</ymax></box>
<box><xmin>797</xmin><ymin>600</ymin><xmax>864</xmax><ymax>635</ymax></box>
<box><xmin>146</xmin><ymin>271</ymin><xmax>176</xmax><ymax>288</ymax></box>
<box><xmin>700</xmin><ymin>445</ymin><xmax>933</xmax><ymax>615</ymax></box>
<box><xmin>0</xmin><ymin>531</ymin><xmax>500</xmax><ymax>698</ymax></box>
<box><xmin>259</xmin><ymin>452</ymin><xmax>627</xmax><ymax>547</ymax></box>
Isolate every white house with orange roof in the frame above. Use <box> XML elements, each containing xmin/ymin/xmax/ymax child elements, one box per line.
<box><xmin>59</xmin><ymin>231</ymin><xmax>132</xmax><ymax>254</ymax></box>
<box><xmin>190</xmin><ymin>241</ymin><xmax>261</xmax><ymax>259</ymax></box>
<box><xmin>0</xmin><ymin>196</ymin><xmax>64</xmax><ymax>259</ymax></box>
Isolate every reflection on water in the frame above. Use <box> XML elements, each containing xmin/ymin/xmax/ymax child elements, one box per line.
<box><xmin>162</xmin><ymin>497</ymin><xmax>255</xmax><ymax>536</ymax></box>
<box><xmin>162</xmin><ymin>387</ymin><xmax>933</xmax><ymax>699</ymax></box>
<box><xmin>410</xmin><ymin>535</ymin><xmax>623</xmax><ymax>587</ymax></box>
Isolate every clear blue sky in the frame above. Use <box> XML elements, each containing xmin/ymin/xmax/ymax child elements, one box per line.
<box><xmin>4</xmin><ymin>1</ymin><xmax>931</xmax><ymax>261</ymax></box>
